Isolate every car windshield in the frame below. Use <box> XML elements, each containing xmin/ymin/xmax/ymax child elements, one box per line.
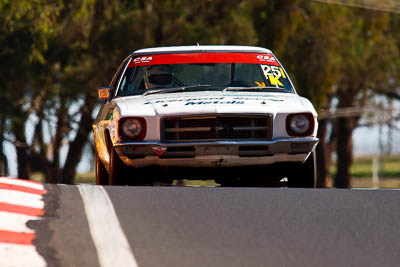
<box><xmin>117</xmin><ymin>53</ymin><xmax>294</xmax><ymax>96</ymax></box>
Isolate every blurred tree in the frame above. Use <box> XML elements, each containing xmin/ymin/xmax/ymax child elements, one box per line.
<box><xmin>137</xmin><ymin>0</ymin><xmax>256</xmax><ymax>46</ymax></box>
<box><xmin>0</xmin><ymin>117</ymin><xmax>7</xmax><ymax>176</ymax></box>
<box><xmin>284</xmin><ymin>2</ymin><xmax>344</xmax><ymax>187</ymax></box>
<box><xmin>333</xmin><ymin>8</ymin><xmax>398</xmax><ymax>188</ymax></box>
<box><xmin>251</xmin><ymin>0</ymin><xmax>302</xmax><ymax>56</ymax></box>
<box><xmin>252</xmin><ymin>0</ymin><xmax>399</xmax><ymax>188</ymax></box>
<box><xmin>0</xmin><ymin>0</ymin><xmax>61</xmax><ymax>179</ymax></box>
<box><xmin>251</xmin><ymin>0</ymin><xmax>343</xmax><ymax>187</ymax></box>
<box><xmin>374</xmin><ymin>12</ymin><xmax>400</xmax><ymax>100</ymax></box>
<box><xmin>36</xmin><ymin>0</ymin><xmax>147</xmax><ymax>183</ymax></box>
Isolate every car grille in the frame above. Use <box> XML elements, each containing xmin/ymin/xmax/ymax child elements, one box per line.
<box><xmin>161</xmin><ymin>115</ymin><xmax>272</xmax><ymax>142</ymax></box>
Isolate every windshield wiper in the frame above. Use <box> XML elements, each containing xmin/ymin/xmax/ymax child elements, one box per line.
<box><xmin>143</xmin><ymin>84</ymin><xmax>211</xmax><ymax>96</ymax></box>
<box><xmin>223</xmin><ymin>86</ymin><xmax>282</xmax><ymax>92</ymax></box>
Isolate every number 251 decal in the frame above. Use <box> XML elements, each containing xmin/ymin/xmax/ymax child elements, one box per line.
<box><xmin>262</xmin><ymin>65</ymin><xmax>287</xmax><ymax>87</ymax></box>
<box><xmin>263</xmin><ymin>65</ymin><xmax>287</xmax><ymax>79</ymax></box>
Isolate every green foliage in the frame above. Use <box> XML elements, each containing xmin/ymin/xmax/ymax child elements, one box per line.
<box><xmin>283</xmin><ymin>1</ymin><xmax>344</xmax><ymax>111</ymax></box>
<box><xmin>252</xmin><ymin>0</ymin><xmax>303</xmax><ymax>56</ymax></box>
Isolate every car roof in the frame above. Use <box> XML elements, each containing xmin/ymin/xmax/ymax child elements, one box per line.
<box><xmin>132</xmin><ymin>45</ymin><xmax>272</xmax><ymax>56</ymax></box>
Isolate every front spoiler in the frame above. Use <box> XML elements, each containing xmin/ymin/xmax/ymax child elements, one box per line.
<box><xmin>114</xmin><ymin>138</ymin><xmax>319</xmax><ymax>167</ymax></box>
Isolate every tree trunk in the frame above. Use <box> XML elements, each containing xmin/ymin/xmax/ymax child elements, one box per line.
<box><xmin>15</xmin><ymin>145</ymin><xmax>30</xmax><ymax>180</ymax></box>
<box><xmin>30</xmin><ymin>110</ymin><xmax>52</xmax><ymax>181</ymax></box>
<box><xmin>0</xmin><ymin>118</ymin><xmax>8</xmax><ymax>176</ymax></box>
<box><xmin>61</xmin><ymin>94</ymin><xmax>96</xmax><ymax>184</ymax></box>
<box><xmin>12</xmin><ymin>118</ymin><xmax>31</xmax><ymax>179</ymax></box>
<box><xmin>335</xmin><ymin>117</ymin><xmax>354</xmax><ymax>188</ymax></box>
<box><xmin>316</xmin><ymin>119</ymin><xmax>331</xmax><ymax>187</ymax></box>
<box><xmin>48</xmin><ymin>96</ymin><xmax>68</xmax><ymax>183</ymax></box>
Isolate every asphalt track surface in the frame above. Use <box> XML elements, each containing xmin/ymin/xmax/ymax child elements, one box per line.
<box><xmin>32</xmin><ymin>185</ymin><xmax>400</xmax><ymax>267</ymax></box>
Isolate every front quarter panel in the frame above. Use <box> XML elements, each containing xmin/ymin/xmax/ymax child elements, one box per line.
<box><xmin>93</xmin><ymin>101</ymin><xmax>119</xmax><ymax>169</ymax></box>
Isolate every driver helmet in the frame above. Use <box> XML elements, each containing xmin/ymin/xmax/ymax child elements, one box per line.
<box><xmin>144</xmin><ymin>65</ymin><xmax>174</xmax><ymax>89</ymax></box>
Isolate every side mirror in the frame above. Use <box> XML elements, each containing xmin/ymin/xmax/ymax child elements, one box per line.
<box><xmin>98</xmin><ymin>86</ymin><xmax>113</xmax><ymax>100</ymax></box>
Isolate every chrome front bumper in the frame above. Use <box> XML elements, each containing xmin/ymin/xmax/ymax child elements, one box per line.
<box><xmin>114</xmin><ymin>138</ymin><xmax>319</xmax><ymax>167</ymax></box>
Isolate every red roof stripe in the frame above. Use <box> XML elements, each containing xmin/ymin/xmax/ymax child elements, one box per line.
<box><xmin>128</xmin><ymin>53</ymin><xmax>280</xmax><ymax>67</ymax></box>
<box><xmin>0</xmin><ymin>230</ymin><xmax>35</xmax><ymax>245</ymax></box>
<box><xmin>0</xmin><ymin>183</ymin><xmax>47</xmax><ymax>195</ymax></box>
<box><xmin>0</xmin><ymin>202</ymin><xmax>44</xmax><ymax>216</ymax></box>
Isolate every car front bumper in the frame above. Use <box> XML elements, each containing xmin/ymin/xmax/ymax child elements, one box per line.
<box><xmin>114</xmin><ymin>137</ymin><xmax>319</xmax><ymax>167</ymax></box>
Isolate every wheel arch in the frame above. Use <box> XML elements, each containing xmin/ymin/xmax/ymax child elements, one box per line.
<box><xmin>104</xmin><ymin>129</ymin><xmax>113</xmax><ymax>154</ymax></box>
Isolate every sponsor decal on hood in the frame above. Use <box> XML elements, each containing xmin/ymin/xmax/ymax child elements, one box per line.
<box><xmin>143</xmin><ymin>94</ymin><xmax>284</xmax><ymax>106</ymax></box>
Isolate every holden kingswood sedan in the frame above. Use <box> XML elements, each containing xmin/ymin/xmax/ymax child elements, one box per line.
<box><xmin>93</xmin><ymin>45</ymin><xmax>319</xmax><ymax>187</ymax></box>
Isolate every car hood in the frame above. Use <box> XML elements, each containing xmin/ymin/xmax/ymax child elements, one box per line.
<box><xmin>114</xmin><ymin>91</ymin><xmax>317</xmax><ymax>117</ymax></box>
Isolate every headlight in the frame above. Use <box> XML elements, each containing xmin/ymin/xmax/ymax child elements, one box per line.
<box><xmin>286</xmin><ymin>113</ymin><xmax>314</xmax><ymax>136</ymax></box>
<box><xmin>119</xmin><ymin>118</ymin><xmax>146</xmax><ymax>140</ymax></box>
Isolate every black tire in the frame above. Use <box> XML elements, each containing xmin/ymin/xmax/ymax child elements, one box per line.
<box><xmin>216</xmin><ymin>166</ymin><xmax>283</xmax><ymax>187</ymax></box>
<box><xmin>215</xmin><ymin>167</ymin><xmax>245</xmax><ymax>187</ymax></box>
<box><xmin>109</xmin><ymin>146</ymin><xmax>129</xmax><ymax>185</ymax></box>
<box><xmin>95</xmin><ymin>151</ymin><xmax>109</xmax><ymax>185</ymax></box>
<box><xmin>288</xmin><ymin>151</ymin><xmax>317</xmax><ymax>188</ymax></box>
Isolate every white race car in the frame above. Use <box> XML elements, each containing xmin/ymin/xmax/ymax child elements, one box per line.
<box><xmin>93</xmin><ymin>45</ymin><xmax>319</xmax><ymax>187</ymax></box>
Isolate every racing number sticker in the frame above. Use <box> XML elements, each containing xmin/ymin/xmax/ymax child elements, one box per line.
<box><xmin>262</xmin><ymin>65</ymin><xmax>287</xmax><ymax>87</ymax></box>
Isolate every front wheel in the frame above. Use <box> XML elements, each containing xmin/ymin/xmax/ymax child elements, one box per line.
<box><xmin>287</xmin><ymin>151</ymin><xmax>317</xmax><ymax>188</ymax></box>
<box><xmin>95</xmin><ymin>151</ymin><xmax>109</xmax><ymax>185</ymax></box>
<box><xmin>109</xmin><ymin>146</ymin><xmax>129</xmax><ymax>185</ymax></box>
